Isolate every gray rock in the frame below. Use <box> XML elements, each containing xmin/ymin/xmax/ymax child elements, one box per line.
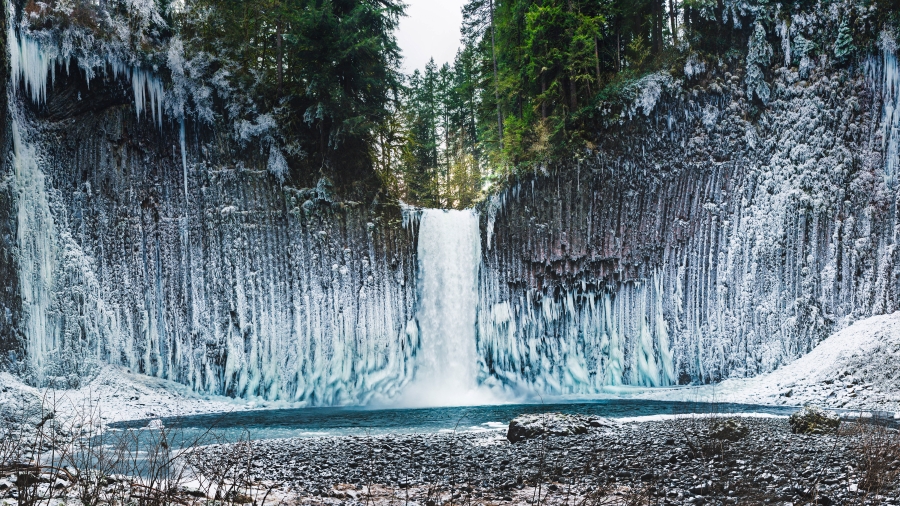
<box><xmin>506</xmin><ymin>413</ymin><xmax>613</xmax><ymax>443</ymax></box>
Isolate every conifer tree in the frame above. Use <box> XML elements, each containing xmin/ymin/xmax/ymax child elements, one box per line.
<box><xmin>833</xmin><ymin>17</ymin><xmax>855</xmax><ymax>62</ymax></box>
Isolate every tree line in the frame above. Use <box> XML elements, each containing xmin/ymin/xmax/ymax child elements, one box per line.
<box><xmin>20</xmin><ymin>0</ymin><xmax>898</xmax><ymax>206</ymax></box>
<box><xmin>384</xmin><ymin>0</ymin><xmax>898</xmax><ymax>208</ymax></box>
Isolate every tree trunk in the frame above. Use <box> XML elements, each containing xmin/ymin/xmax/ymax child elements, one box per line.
<box><xmin>668</xmin><ymin>0</ymin><xmax>678</xmax><ymax>46</ymax></box>
<box><xmin>684</xmin><ymin>4</ymin><xmax>691</xmax><ymax>34</ymax></box>
<box><xmin>569</xmin><ymin>75</ymin><xmax>578</xmax><ymax>111</ymax></box>
<box><xmin>488</xmin><ymin>0</ymin><xmax>504</xmax><ymax>150</ymax></box>
<box><xmin>616</xmin><ymin>22</ymin><xmax>621</xmax><ymax>72</ymax></box>
<box><xmin>541</xmin><ymin>71</ymin><xmax>548</xmax><ymax>121</ymax></box>
<box><xmin>594</xmin><ymin>35</ymin><xmax>602</xmax><ymax>83</ymax></box>
<box><xmin>566</xmin><ymin>0</ymin><xmax>577</xmax><ymax>112</ymax></box>
<box><xmin>654</xmin><ymin>0</ymin><xmax>664</xmax><ymax>54</ymax></box>
<box><xmin>276</xmin><ymin>19</ymin><xmax>283</xmax><ymax>96</ymax></box>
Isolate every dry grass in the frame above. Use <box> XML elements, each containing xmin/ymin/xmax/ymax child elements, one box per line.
<box><xmin>0</xmin><ymin>391</ymin><xmax>283</xmax><ymax>506</ymax></box>
<box><xmin>843</xmin><ymin>415</ymin><xmax>900</xmax><ymax>502</ymax></box>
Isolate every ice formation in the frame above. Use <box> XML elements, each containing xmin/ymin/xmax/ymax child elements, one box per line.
<box><xmin>4</xmin><ymin>9</ymin><xmax>420</xmax><ymax>402</ymax></box>
<box><xmin>8</xmin><ymin>23</ymin><xmax>55</xmax><ymax>104</ymax></box>
<box><xmin>11</xmin><ymin>112</ymin><xmax>57</xmax><ymax>384</ymax></box>
<box><xmin>8</xmin><ymin>13</ymin><xmax>165</xmax><ymax>128</ymax></box>
<box><xmin>132</xmin><ymin>68</ymin><xmax>165</xmax><ymax>128</ymax></box>
<box><xmin>477</xmin><ymin>43</ymin><xmax>900</xmax><ymax>393</ymax></box>
<box><xmin>879</xmin><ymin>47</ymin><xmax>899</xmax><ymax>187</ymax></box>
<box><xmin>5</xmin><ymin>0</ymin><xmax>900</xmax><ymax>407</ymax></box>
<box><xmin>477</xmin><ymin>272</ymin><xmax>675</xmax><ymax>394</ymax></box>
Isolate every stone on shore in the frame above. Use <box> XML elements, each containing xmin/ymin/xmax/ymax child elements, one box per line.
<box><xmin>789</xmin><ymin>405</ymin><xmax>841</xmax><ymax>434</ymax></box>
<box><xmin>506</xmin><ymin>413</ymin><xmax>614</xmax><ymax>443</ymax></box>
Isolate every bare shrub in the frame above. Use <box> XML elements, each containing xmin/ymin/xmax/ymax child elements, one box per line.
<box><xmin>844</xmin><ymin>415</ymin><xmax>900</xmax><ymax>501</ymax></box>
<box><xmin>0</xmin><ymin>389</ymin><xmax>283</xmax><ymax>506</ymax></box>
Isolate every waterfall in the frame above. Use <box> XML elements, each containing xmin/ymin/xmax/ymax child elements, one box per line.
<box><xmin>397</xmin><ymin>209</ymin><xmax>501</xmax><ymax>406</ymax></box>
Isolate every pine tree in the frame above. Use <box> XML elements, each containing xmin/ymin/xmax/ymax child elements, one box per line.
<box><xmin>834</xmin><ymin>17</ymin><xmax>856</xmax><ymax>62</ymax></box>
<box><xmin>180</xmin><ymin>0</ymin><xmax>404</xmax><ymax>188</ymax></box>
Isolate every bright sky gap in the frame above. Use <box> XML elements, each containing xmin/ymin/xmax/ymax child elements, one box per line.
<box><xmin>396</xmin><ymin>0</ymin><xmax>468</xmax><ymax>74</ymax></box>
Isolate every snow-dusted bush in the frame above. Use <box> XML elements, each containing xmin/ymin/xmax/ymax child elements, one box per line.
<box><xmin>746</xmin><ymin>22</ymin><xmax>773</xmax><ymax>105</ymax></box>
<box><xmin>621</xmin><ymin>72</ymin><xmax>679</xmax><ymax>119</ymax></box>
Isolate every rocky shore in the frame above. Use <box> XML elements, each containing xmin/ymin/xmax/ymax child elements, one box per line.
<box><xmin>193</xmin><ymin>414</ymin><xmax>899</xmax><ymax>505</ymax></box>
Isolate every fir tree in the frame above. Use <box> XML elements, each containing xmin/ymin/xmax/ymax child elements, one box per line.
<box><xmin>834</xmin><ymin>17</ymin><xmax>856</xmax><ymax>62</ymax></box>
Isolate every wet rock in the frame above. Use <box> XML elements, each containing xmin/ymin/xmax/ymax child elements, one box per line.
<box><xmin>506</xmin><ymin>413</ymin><xmax>613</xmax><ymax>443</ymax></box>
<box><xmin>789</xmin><ymin>406</ymin><xmax>841</xmax><ymax>434</ymax></box>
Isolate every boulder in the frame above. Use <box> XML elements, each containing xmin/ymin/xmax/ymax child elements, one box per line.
<box><xmin>789</xmin><ymin>406</ymin><xmax>841</xmax><ymax>434</ymax></box>
<box><xmin>506</xmin><ymin>413</ymin><xmax>613</xmax><ymax>443</ymax></box>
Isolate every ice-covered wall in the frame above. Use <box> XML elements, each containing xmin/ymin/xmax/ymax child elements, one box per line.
<box><xmin>3</xmin><ymin>0</ymin><xmax>900</xmax><ymax>404</ymax></box>
<box><xmin>0</xmin><ymin>18</ymin><xmax>420</xmax><ymax>404</ymax></box>
<box><xmin>479</xmin><ymin>52</ymin><xmax>900</xmax><ymax>392</ymax></box>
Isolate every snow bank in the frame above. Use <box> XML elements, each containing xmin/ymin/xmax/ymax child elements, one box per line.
<box><xmin>630</xmin><ymin>312</ymin><xmax>900</xmax><ymax>414</ymax></box>
<box><xmin>0</xmin><ymin>365</ymin><xmax>286</xmax><ymax>425</ymax></box>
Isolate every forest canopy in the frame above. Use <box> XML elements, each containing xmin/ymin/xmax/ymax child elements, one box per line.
<box><xmin>12</xmin><ymin>0</ymin><xmax>900</xmax><ymax>206</ymax></box>
<box><xmin>390</xmin><ymin>0</ymin><xmax>900</xmax><ymax>208</ymax></box>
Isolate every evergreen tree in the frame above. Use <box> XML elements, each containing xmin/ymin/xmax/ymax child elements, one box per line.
<box><xmin>833</xmin><ymin>17</ymin><xmax>855</xmax><ymax>62</ymax></box>
<box><xmin>179</xmin><ymin>0</ymin><xmax>404</xmax><ymax>190</ymax></box>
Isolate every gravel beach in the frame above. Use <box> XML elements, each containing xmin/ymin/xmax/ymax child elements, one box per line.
<box><xmin>192</xmin><ymin>415</ymin><xmax>900</xmax><ymax>505</ymax></box>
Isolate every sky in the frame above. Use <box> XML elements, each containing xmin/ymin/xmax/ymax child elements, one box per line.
<box><xmin>396</xmin><ymin>0</ymin><xmax>468</xmax><ymax>74</ymax></box>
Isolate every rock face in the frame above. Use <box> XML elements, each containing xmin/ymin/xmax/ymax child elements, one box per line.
<box><xmin>2</xmin><ymin>2</ymin><xmax>900</xmax><ymax>407</ymax></box>
<box><xmin>789</xmin><ymin>406</ymin><xmax>841</xmax><ymax>434</ymax></box>
<box><xmin>478</xmin><ymin>52</ymin><xmax>900</xmax><ymax>393</ymax></box>
<box><xmin>506</xmin><ymin>413</ymin><xmax>614</xmax><ymax>443</ymax></box>
<box><xmin>0</xmin><ymin>25</ymin><xmax>420</xmax><ymax>404</ymax></box>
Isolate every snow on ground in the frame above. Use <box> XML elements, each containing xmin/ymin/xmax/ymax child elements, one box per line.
<box><xmin>2</xmin><ymin>312</ymin><xmax>899</xmax><ymax>426</ymax></box>
<box><xmin>0</xmin><ymin>365</ymin><xmax>285</xmax><ymax>425</ymax></box>
<box><xmin>627</xmin><ymin>312</ymin><xmax>900</xmax><ymax>415</ymax></box>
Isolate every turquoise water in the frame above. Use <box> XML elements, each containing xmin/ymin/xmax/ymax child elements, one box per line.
<box><xmin>107</xmin><ymin>400</ymin><xmax>799</xmax><ymax>448</ymax></box>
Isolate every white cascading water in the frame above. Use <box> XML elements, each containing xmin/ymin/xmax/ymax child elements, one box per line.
<box><xmin>397</xmin><ymin>209</ymin><xmax>498</xmax><ymax>406</ymax></box>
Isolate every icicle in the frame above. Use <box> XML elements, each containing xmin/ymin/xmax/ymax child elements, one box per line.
<box><xmin>400</xmin><ymin>203</ymin><xmax>422</xmax><ymax>231</ymax></box>
<box><xmin>881</xmin><ymin>48</ymin><xmax>900</xmax><ymax>188</ymax></box>
<box><xmin>131</xmin><ymin>68</ymin><xmax>165</xmax><ymax>128</ymax></box>
<box><xmin>9</xmin><ymin>26</ymin><xmax>53</xmax><ymax>104</ymax></box>
<box><xmin>180</xmin><ymin>117</ymin><xmax>189</xmax><ymax>203</ymax></box>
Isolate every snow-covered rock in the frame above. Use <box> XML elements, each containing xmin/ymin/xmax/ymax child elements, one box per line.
<box><xmin>506</xmin><ymin>413</ymin><xmax>614</xmax><ymax>443</ymax></box>
<box><xmin>789</xmin><ymin>406</ymin><xmax>841</xmax><ymax>434</ymax></box>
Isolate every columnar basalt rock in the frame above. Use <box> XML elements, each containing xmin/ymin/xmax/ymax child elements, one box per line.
<box><xmin>478</xmin><ymin>56</ymin><xmax>900</xmax><ymax>393</ymax></box>
<box><xmin>0</xmin><ymin>74</ymin><xmax>420</xmax><ymax>404</ymax></box>
<box><xmin>2</xmin><ymin>0</ymin><xmax>899</xmax><ymax>406</ymax></box>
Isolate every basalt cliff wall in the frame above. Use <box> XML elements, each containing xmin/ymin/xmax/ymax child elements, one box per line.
<box><xmin>2</xmin><ymin>5</ymin><xmax>899</xmax><ymax>402</ymax></box>
<box><xmin>0</xmin><ymin>18</ymin><xmax>421</xmax><ymax>404</ymax></box>
<box><xmin>478</xmin><ymin>55</ymin><xmax>900</xmax><ymax>392</ymax></box>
